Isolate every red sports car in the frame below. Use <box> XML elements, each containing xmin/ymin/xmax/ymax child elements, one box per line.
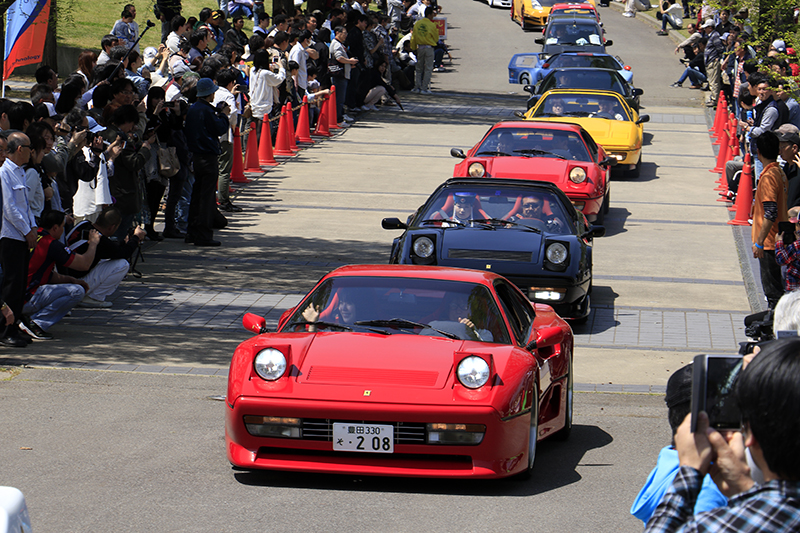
<box><xmin>226</xmin><ymin>265</ymin><xmax>574</xmax><ymax>479</ymax></box>
<box><xmin>452</xmin><ymin>120</ymin><xmax>614</xmax><ymax>223</ymax></box>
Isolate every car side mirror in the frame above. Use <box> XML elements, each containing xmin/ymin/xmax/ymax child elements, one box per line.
<box><xmin>636</xmin><ymin>114</ymin><xmax>650</xmax><ymax>124</ymax></box>
<box><xmin>382</xmin><ymin>217</ymin><xmax>408</xmax><ymax>230</ymax></box>
<box><xmin>632</xmin><ymin>88</ymin><xmax>644</xmax><ymax>97</ymax></box>
<box><xmin>243</xmin><ymin>312</ymin><xmax>268</xmax><ymax>334</ymax></box>
<box><xmin>600</xmin><ymin>156</ymin><xmax>617</xmax><ymax>167</ymax></box>
<box><xmin>604</xmin><ymin>39</ymin><xmax>613</xmax><ymax>46</ymax></box>
<box><xmin>523</xmin><ymin>84</ymin><xmax>534</xmax><ymax>94</ymax></box>
<box><xmin>581</xmin><ymin>225</ymin><xmax>606</xmax><ymax>239</ymax></box>
<box><xmin>514</xmin><ymin>110</ymin><xmax>526</xmax><ymax>119</ymax></box>
<box><xmin>525</xmin><ymin>325</ymin><xmax>565</xmax><ymax>352</ymax></box>
<box><xmin>450</xmin><ymin>147</ymin><xmax>466</xmax><ymax>159</ymax></box>
<box><xmin>535</xmin><ymin>37</ymin><xmax>544</xmax><ymax>44</ymax></box>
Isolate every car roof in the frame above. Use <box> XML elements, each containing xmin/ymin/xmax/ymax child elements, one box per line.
<box><xmin>547</xmin><ymin>17</ymin><xmax>601</xmax><ymax>26</ymax></box>
<box><xmin>490</xmin><ymin>119</ymin><xmax>585</xmax><ymax>133</ymax></box>
<box><xmin>324</xmin><ymin>264</ymin><xmax>506</xmax><ymax>284</ymax></box>
<box><xmin>551</xmin><ymin>2</ymin><xmax>597</xmax><ymax>9</ymax></box>
<box><xmin>539</xmin><ymin>87</ymin><xmax>627</xmax><ymax>98</ymax></box>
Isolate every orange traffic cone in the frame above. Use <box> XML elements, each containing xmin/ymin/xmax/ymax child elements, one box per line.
<box><xmin>258</xmin><ymin>117</ymin><xmax>279</xmax><ymax>167</ymax></box>
<box><xmin>314</xmin><ymin>96</ymin><xmax>332</xmax><ymax>137</ymax></box>
<box><xmin>230</xmin><ymin>126</ymin><xmax>249</xmax><ymax>183</ymax></box>
<box><xmin>728</xmin><ymin>153</ymin><xmax>754</xmax><ymax>226</ymax></box>
<box><xmin>729</xmin><ymin>113</ymin><xmax>740</xmax><ymax>157</ymax></box>
<box><xmin>273</xmin><ymin>104</ymin><xmax>295</xmax><ymax>156</ymax></box>
<box><xmin>295</xmin><ymin>96</ymin><xmax>314</xmax><ymax>143</ymax></box>
<box><xmin>328</xmin><ymin>86</ymin><xmax>341</xmax><ymax>130</ymax></box>
<box><xmin>712</xmin><ymin>94</ymin><xmax>728</xmax><ymax>144</ymax></box>
<box><xmin>711</xmin><ymin>128</ymin><xmax>730</xmax><ymax>173</ymax></box>
<box><xmin>243</xmin><ymin>123</ymin><xmax>262</xmax><ymax>173</ymax></box>
<box><xmin>286</xmin><ymin>103</ymin><xmax>299</xmax><ymax>152</ymax></box>
<box><xmin>710</xmin><ymin>92</ymin><xmax>725</xmax><ymax>136</ymax></box>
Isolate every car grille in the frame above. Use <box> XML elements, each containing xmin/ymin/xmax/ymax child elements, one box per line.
<box><xmin>448</xmin><ymin>249</ymin><xmax>532</xmax><ymax>262</ymax></box>
<box><xmin>302</xmin><ymin>419</ymin><xmax>428</xmax><ymax>444</ymax></box>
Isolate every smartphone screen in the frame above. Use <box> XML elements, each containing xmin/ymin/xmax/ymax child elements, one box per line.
<box><xmin>778</xmin><ymin>221</ymin><xmax>796</xmax><ymax>245</ymax></box>
<box><xmin>691</xmin><ymin>354</ymin><xmax>744</xmax><ymax>432</ymax></box>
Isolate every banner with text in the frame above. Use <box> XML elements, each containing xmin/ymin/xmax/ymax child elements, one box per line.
<box><xmin>4</xmin><ymin>0</ymin><xmax>51</xmax><ymax>80</ymax></box>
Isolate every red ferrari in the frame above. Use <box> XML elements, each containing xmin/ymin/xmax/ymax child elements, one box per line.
<box><xmin>226</xmin><ymin>265</ymin><xmax>574</xmax><ymax>478</ymax></box>
<box><xmin>452</xmin><ymin>120</ymin><xmax>614</xmax><ymax>223</ymax></box>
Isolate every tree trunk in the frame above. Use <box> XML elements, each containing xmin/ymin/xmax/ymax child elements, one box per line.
<box><xmin>42</xmin><ymin>0</ymin><xmax>58</xmax><ymax>71</ymax></box>
<box><xmin>271</xmin><ymin>0</ymin><xmax>294</xmax><ymax>16</ymax></box>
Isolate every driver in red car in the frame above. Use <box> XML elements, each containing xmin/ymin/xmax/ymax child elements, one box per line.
<box><xmin>509</xmin><ymin>195</ymin><xmax>565</xmax><ymax>232</ymax></box>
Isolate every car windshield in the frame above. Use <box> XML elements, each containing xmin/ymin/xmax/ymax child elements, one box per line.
<box><xmin>543</xmin><ymin>69</ymin><xmax>626</xmax><ymax>94</ymax></box>
<box><xmin>534</xmin><ymin>93</ymin><xmax>631</xmax><ymax>121</ymax></box>
<box><xmin>549</xmin><ymin>54</ymin><xmax>619</xmax><ymax>70</ymax></box>
<box><xmin>285</xmin><ymin>277</ymin><xmax>511</xmax><ymax>344</ymax></box>
<box><xmin>534</xmin><ymin>0</ymin><xmax>562</xmax><ymax>6</ymax></box>
<box><xmin>550</xmin><ymin>8</ymin><xmax>596</xmax><ymax>18</ymax></box>
<box><xmin>545</xmin><ymin>22</ymin><xmax>602</xmax><ymax>46</ymax></box>
<box><xmin>475</xmin><ymin>127</ymin><xmax>591</xmax><ymax>161</ymax></box>
<box><xmin>416</xmin><ymin>185</ymin><xmax>573</xmax><ymax>235</ymax></box>
<box><xmin>513</xmin><ymin>54</ymin><xmax>540</xmax><ymax>67</ymax></box>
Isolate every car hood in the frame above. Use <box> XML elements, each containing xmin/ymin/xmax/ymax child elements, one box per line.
<box><xmin>296</xmin><ymin>333</ymin><xmax>468</xmax><ymax>389</ymax></box>
<box><xmin>535</xmin><ymin>116</ymin><xmax>639</xmax><ymax>147</ymax></box>
<box><xmin>439</xmin><ymin>227</ymin><xmax>543</xmax><ymax>264</ymax></box>
<box><xmin>469</xmin><ymin>156</ymin><xmax>570</xmax><ymax>183</ymax></box>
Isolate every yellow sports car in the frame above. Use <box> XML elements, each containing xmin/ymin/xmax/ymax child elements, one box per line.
<box><xmin>512</xmin><ymin>0</ymin><xmax>597</xmax><ymax>30</ymax></box>
<box><xmin>524</xmin><ymin>89</ymin><xmax>650</xmax><ymax>177</ymax></box>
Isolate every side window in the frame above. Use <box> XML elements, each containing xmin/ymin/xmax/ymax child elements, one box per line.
<box><xmin>507</xmin><ymin>285</ymin><xmax>536</xmax><ymax>342</ymax></box>
<box><xmin>494</xmin><ymin>282</ymin><xmax>523</xmax><ymax>343</ymax></box>
<box><xmin>581</xmin><ymin>131</ymin><xmax>599</xmax><ymax>161</ymax></box>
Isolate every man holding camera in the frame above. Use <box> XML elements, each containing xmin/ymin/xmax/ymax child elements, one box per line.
<box><xmin>184</xmin><ymin>77</ymin><xmax>230</xmax><ymax>246</ymax></box>
<box><xmin>645</xmin><ymin>339</ymin><xmax>800</xmax><ymax>532</ymax></box>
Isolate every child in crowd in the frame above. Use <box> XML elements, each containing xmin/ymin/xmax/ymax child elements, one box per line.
<box><xmin>776</xmin><ymin>210</ymin><xmax>800</xmax><ymax>292</ymax></box>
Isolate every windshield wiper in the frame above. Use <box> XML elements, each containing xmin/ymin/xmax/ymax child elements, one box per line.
<box><xmin>513</xmin><ymin>148</ymin><xmax>566</xmax><ymax>159</ymax></box>
<box><xmin>288</xmin><ymin>320</ymin><xmax>390</xmax><ymax>335</ymax></box>
<box><xmin>420</xmin><ymin>218</ymin><xmax>465</xmax><ymax>227</ymax></box>
<box><xmin>476</xmin><ymin>150</ymin><xmax>512</xmax><ymax>157</ymax></box>
<box><xmin>354</xmin><ymin>318</ymin><xmax>460</xmax><ymax>339</ymax></box>
<box><xmin>471</xmin><ymin>218</ymin><xmax>543</xmax><ymax>233</ymax></box>
<box><xmin>288</xmin><ymin>320</ymin><xmax>352</xmax><ymax>331</ymax></box>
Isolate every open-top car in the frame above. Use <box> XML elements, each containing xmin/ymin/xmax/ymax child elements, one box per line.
<box><xmin>383</xmin><ymin>178</ymin><xmax>605</xmax><ymax>319</ymax></box>
<box><xmin>535</xmin><ymin>17</ymin><xmax>610</xmax><ymax>56</ymax></box>
<box><xmin>226</xmin><ymin>264</ymin><xmax>575</xmax><ymax>478</ymax></box>
<box><xmin>451</xmin><ymin>120</ymin><xmax>614</xmax><ymax>223</ymax></box>
<box><xmin>525</xmin><ymin>89</ymin><xmax>650</xmax><ymax>177</ymax></box>
<box><xmin>549</xmin><ymin>2</ymin><xmax>601</xmax><ymax>22</ymax></box>
<box><xmin>512</xmin><ymin>0</ymin><xmax>596</xmax><ymax>29</ymax></box>
<box><xmin>509</xmin><ymin>52</ymin><xmax>633</xmax><ymax>86</ymax></box>
<box><xmin>525</xmin><ymin>67</ymin><xmax>641</xmax><ymax>111</ymax></box>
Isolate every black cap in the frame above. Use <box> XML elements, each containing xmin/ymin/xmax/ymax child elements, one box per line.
<box><xmin>777</xmin><ymin>130</ymin><xmax>800</xmax><ymax>146</ymax></box>
<box><xmin>665</xmin><ymin>363</ymin><xmax>693</xmax><ymax>408</ymax></box>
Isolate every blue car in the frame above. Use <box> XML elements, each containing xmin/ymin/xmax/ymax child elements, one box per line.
<box><xmin>509</xmin><ymin>52</ymin><xmax>633</xmax><ymax>86</ymax></box>
<box><xmin>381</xmin><ymin>178</ymin><xmax>605</xmax><ymax>319</ymax></box>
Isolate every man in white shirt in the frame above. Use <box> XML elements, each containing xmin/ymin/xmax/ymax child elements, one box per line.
<box><xmin>0</xmin><ymin>132</ymin><xmax>37</xmax><ymax>347</ymax></box>
<box><xmin>212</xmin><ymin>68</ymin><xmax>242</xmax><ymax>212</ymax></box>
<box><xmin>165</xmin><ymin>15</ymin><xmax>190</xmax><ymax>54</ymax></box>
<box><xmin>288</xmin><ymin>30</ymin><xmax>319</xmax><ymax>92</ymax></box>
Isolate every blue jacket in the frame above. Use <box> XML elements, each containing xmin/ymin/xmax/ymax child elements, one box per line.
<box><xmin>184</xmin><ymin>99</ymin><xmax>230</xmax><ymax>155</ymax></box>
<box><xmin>631</xmin><ymin>446</ymin><xmax>728</xmax><ymax>523</ymax></box>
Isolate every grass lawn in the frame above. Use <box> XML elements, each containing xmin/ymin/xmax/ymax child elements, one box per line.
<box><xmin>57</xmin><ymin>0</ymin><xmax>255</xmax><ymax>51</ymax></box>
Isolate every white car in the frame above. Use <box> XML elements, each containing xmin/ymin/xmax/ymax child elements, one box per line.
<box><xmin>489</xmin><ymin>0</ymin><xmax>512</xmax><ymax>7</ymax></box>
<box><xmin>0</xmin><ymin>487</ymin><xmax>32</xmax><ymax>533</ymax></box>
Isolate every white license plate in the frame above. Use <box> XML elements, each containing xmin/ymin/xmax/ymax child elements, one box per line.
<box><xmin>332</xmin><ymin>423</ymin><xmax>394</xmax><ymax>453</ymax></box>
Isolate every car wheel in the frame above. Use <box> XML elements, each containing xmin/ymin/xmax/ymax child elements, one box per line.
<box><xmin>573</xmin><ymin>293</ymin><xmax>590</xmax><ymax>323</ymax></box>
<box><xmin>594</xmin><ymin>203</ymin><xmax>605</xmax><ymax>225</ymax></box>
<box><xmin>514</xmin><ymin>390</ymin><xmax>539</xmax><ymax>479</ymax></box>
<box><xmin>551</xmin><ymin>358</ymin><xmax>573</xmax><ymax>441</ymax></box>
<box><xmin>604</xmin><ymin>189</ymin><xmax>610</xmax><ymax>214</ymax></box>
<box><xmin>626</xmin><ymin>157</ymin><xmax>642</xmax><ymax>179</ymax></box>
<box><xmin>520</xmin><ymin>73</ymin><xmax>531</xmax><ymax>85</ymax></box>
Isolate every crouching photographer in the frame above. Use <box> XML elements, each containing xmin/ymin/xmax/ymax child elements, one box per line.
<box><xmin>644</xmin><ymin>337</ymin><xmax>800</xmax><ymax>532</ymax></box>
<box><xmin>64</xmin><ymin>206</ymin><xmax>146</xmax><ymax>308</ymax></box>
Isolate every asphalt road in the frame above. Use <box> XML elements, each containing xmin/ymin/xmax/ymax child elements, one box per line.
<box><xmin>0</xmin><ymin>1</ymin><xmax>751</xmax><ymax>531</ymax></box>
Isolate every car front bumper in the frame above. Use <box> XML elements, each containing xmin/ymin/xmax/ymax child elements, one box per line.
<box><xmin>226</xmin><ymin>397</ymin><xmax>531</xmax><ymax>478</ymax></box>
<box><xmin>504</xmin><ymin>273</ymin><xmax>590</xmax><ymax>319</ymax></box>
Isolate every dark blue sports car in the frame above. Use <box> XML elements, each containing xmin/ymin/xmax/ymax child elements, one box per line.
<box><xmin>382</xmin><ymin>178</ymin><xmax>605</xmax><ymax>320</ymax></box>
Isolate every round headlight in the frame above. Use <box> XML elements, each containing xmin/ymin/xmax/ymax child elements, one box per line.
<box><xmin>413</xmin><ymin>236</ymin><xmax>435</xmax><ymax>258</ymax></box>
<box><xmin>468</xmin><ymin>162</ymin><xmax>486</xmax><ymax>177</ymax></box>
<box><xmin>254</xmin><ymin>348</ymin><xmax>287</xmax><ymax>381</ymax></box>
<box><xmin>457</xmin><ymin>356</ymin><xmax>491</xmax><ymax>389</ymax></box>
<box><xmin>546</xmin><ymin>242</ymin><xmax>568</xmax><ymax>265</ymax></box>
<box><xmin>569</xmin><ymin>167</ymin><xmax>587</xmax><ymax>183</ymax></box>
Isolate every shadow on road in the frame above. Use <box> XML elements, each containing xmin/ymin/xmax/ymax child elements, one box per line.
<box><xmin>602</xmin><ymin>206</ymin><xmax>631</xmax><ymax>237</ymax></box>
<box><xmin>232</xmin><ymin>424</ymin><xmax>613</xmax><ymax>497</ymax></box>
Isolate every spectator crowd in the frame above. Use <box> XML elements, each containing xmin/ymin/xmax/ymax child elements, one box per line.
<box><xmin>0</xmin><ymin>0</ymin><xmax>449</xmax><ymax>347</ymax></box>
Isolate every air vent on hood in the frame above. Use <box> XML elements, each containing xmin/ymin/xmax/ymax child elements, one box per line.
<box><xmin>307</xmin><ymin>366</ymin><xmax>439</xmax><ymax>386</ymax></box>
<box><xmin>448</xmin><ymin>249</ymin><xmax>532</xmax><ymax>261</ymax></box>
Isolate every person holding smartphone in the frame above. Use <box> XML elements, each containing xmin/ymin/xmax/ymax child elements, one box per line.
<box><xmin>775</xmin><ymin>216</ymin><xmax>800</xmax><ymax>292</ymax></box>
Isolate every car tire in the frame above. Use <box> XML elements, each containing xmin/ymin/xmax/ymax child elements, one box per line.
<box><xmin>520</xmin><ymin>73</ymin><xmax>531</xmax><ymax>85</ymax></box>
<box><xmin>551</xmin><ymin>357</ymin><xmax>573</xmax><ymax>441</ymax></box>
<box><xmin>603</xmin><ymin>189</ymin><xmax>610</xmax><ymax>214</ymax></box>
<box><xmin>514</xmin><ymin>390</ymin><xmax>539</xmax><ymax>480</ymax></box>
<box><xmin>626</xmin><ymin>156</ymin><xmax>642</xmax><ymax>179</ymax></box>
<box><xmin>573</xmin><ymin>293</ymin><xmax>590</xmax><ymax>323</ymax></box>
